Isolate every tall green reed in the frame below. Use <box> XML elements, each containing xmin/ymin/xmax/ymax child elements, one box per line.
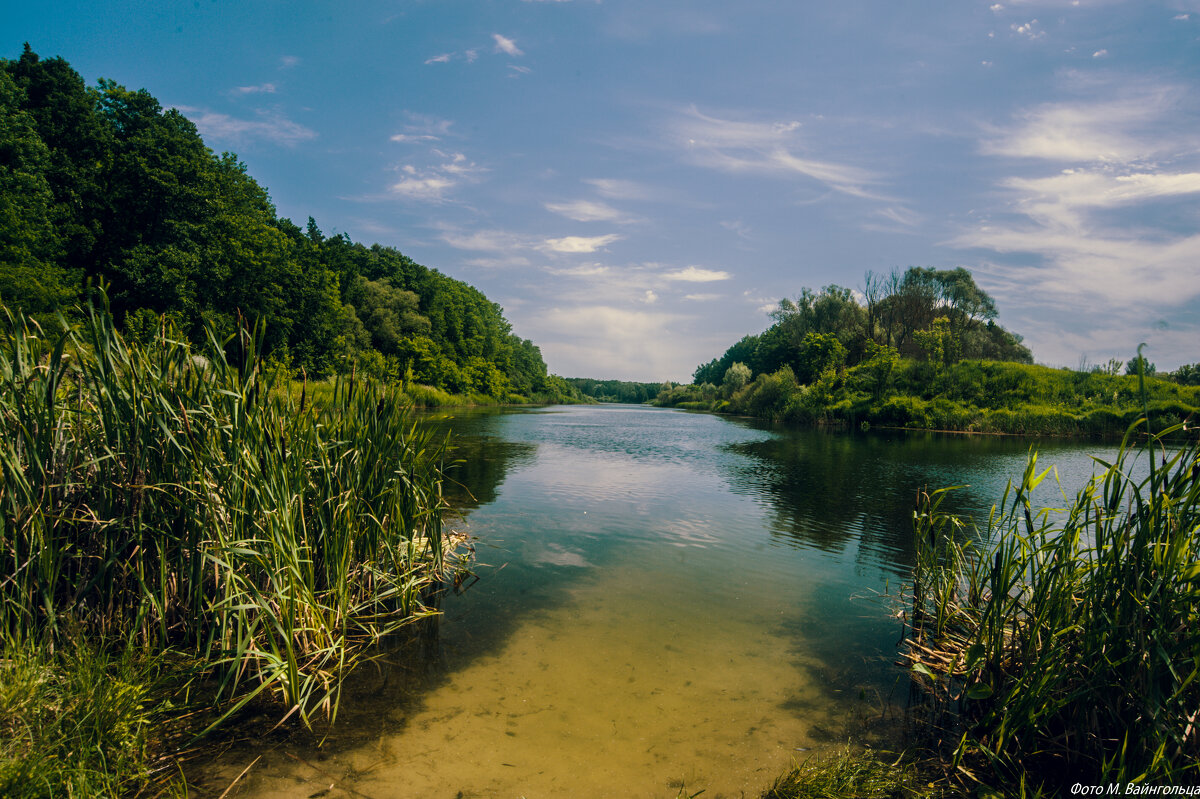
<box><xmin>0</xmin><ymin>294</ymin><xmax>451</xmax><ymax>725</ymax></box>
<box><xmin>904</xmin><ymin>421</ymin><xmax>1200</xmax><ymax>789</ymax></box>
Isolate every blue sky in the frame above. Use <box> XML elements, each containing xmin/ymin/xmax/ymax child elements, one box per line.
<box><xmin>7</xmin><ymin>0</ymin><xmax>1200</xmax><ymax>381</ymax></box>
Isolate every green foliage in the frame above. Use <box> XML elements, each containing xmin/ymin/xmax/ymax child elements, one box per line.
<box><xmin>565</xmin><ymin>377</ymin><xmax>659</xmax><ymax>403</ymax></box>
<box><xmin>0</xmin><ymin>296</ymin><xmax>452</xmax><ymax>728</ymax></box>
<box><xmin>0</xmin><ymin>47</ymin><xmax>547</xmax><ymax>400</ymax></box>
<box><xmin>1125</xmin><ymin>354</ymin><xmax>1156</xmax><ymax>376</ymax></box>
<box><xmin>660</xmin><ymin>353</ymin><xmax>1200</xmax><ymax>437</ymax></box>
<box><xmin>762</xmin><ymin>750</ymin><xmax>920</xmax><ymax>799</ymax></box>
<box><xmin>1172</xmin><ymin>363</ymin><xmax>1200</xmax><ymax>386</ymax></box>
<box><xmin>0</xmin><ymin>636</ymin><xmax>189</xmax><ymax>799</ymax></box>
<box><xmin>911</xmin><ymin>316</ymin><xmax>957</xmax><ymax>366</ymax></box>
<box><xmin>794</xmin><ymin>331</ymin><xmax>847</xmax><ymax>384</ymax></box>
<box><xmin>722</xmin><ymin>361</ymin><xmax>752</xmax><ymax>396</ymax></box>
<box><xmin>847</xmin><ymin>341</ymin><xmax>899</xmax><ymax>400</ymax></box>
<box><xmin>697</xmin><ymin>267</ymin><xmax>1030</xmax><ymax>395</ymax></box>
<box><xmin>905</xmin><ymin>425</ymin><xmax>1200</xmax><ymax>789</ymax></box>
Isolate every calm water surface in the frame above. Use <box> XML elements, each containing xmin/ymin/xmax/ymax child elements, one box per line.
<box><xmin>213</xmin><ymin>405</ymin><xmax>1123</xmax><ymax>798</ymax></box>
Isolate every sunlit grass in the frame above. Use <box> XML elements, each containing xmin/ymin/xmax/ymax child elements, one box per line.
<box><xmin>903</xmin><ymin>421</ymin><xmax>1200</xmax><ymax>791</ymax></box>
<box><xmin>0</xmin><ymin>294</ymin><xmax>460</xmax><ymax>786</ymax></box>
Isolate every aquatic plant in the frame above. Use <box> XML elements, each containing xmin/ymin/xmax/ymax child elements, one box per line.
<box><xmin>0</xmin><ymin>294</ymin><xmax>452</xmax><ymax>728</ymax></box>
<box><xmin>761</xmin><ymin>749</ymin><xmax>921</xmax><ymax>799</ymax></box>
<box><xmin>902</xmin><ymin>421</ymin><xmax>1200</xmax><ymax>790</ymax></box>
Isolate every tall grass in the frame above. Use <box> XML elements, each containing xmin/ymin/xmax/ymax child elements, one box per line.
<box><xmin>0</xmin><ymin>295</ymin><xmax>453</xmax><ymax>729</ymax></box>
<box><xmin>903</xmin><ymin>421</ymin><xmax>1200</xmax><ymax>790</ymax></box>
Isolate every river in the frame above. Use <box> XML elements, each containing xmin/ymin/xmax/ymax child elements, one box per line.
<box><xmin>207</xmin><ymin>404</ymin><xmax>1123</xmax><ymax>798</ymax></box>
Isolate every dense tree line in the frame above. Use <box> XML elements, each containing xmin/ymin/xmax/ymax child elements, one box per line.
<box><xmin>563</xmin><ymin>377</ymin><xmax>663</xmax><ymax>404</ymax></box>
<box><xmin>694</xmin><ymin>267</ymin><xmax>1032</xmax><ymax>387</ymax></box>
<box><xmin>0</xmin><ymin>46</ymin><xmax>564</xmax><ymax>400</ymax></box>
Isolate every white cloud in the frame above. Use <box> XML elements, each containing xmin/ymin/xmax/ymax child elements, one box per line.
<box><xmin>466</xmin><ymin>49</ymin><xmax>479</xmax><ymax>63</ymax></box>
<box><xmin>530</xmin><ymin>306</ymin><xmax>695</xmax><ymax>381</ymax></box>
<box><xmin>279</xmin><ymin>55</ymin><xmax>300</xmax><ymax>69</ymax></box>
<box><xmin>390</xmin><ymin>114</ymin><xmax>454</xmax><ymax>143</ymax></box>
<box><xmin>425</xmin><ymin>53</ymin><xmax>453</xmax><ymax>65</ymax></box>
<box><xmin>990</xmin><ymin>3</ymin><xmax>1004</xmax><ymax>11</ymax></box>
<box><xmin>441</xmin><ymin>229</ymin><xmax>529</xmax><ymax>251</ymax></box>
<box><xmin>391</xmin><ymin>174</ymin><xmax>455</xmax><ymax>200</ymax></box>
<box><xmin>545</xmin><ymin>199</ymin><xmax>629</xmax><ymax>222</ymax></box>
<box><xmin>542</xmin><ymin>234</ymin><xmax>621</xmax><ymax>253</ymax></box>
<box><xmin>546</xmin><ymin>264</ymin><xmax>611</xmax><ymax>277</ymax></box>
<box><xmin>231</xmin><ymin>83</ymin><xmax>276</xmax><ymax>95</ymax></box>
<box><xmin>173</xmin><ymin>107</ymin><xmax>316</xmax><ymax>146</ymax></box>
<box><xmin>1092</xmin><ymin>49</ymin><xmax>1108</xmax><ymax>58</ymax></box>
<box><xmin>1011</xmin><ymin>20</ymin><xmax>1045</xmax><ymax>39</ymax></box>
<box><xmin>435</xmin><ymin>151</ymin><xmax>483</xmax><ymax>176</ymax></box>
<box><xmin>584</xmin><ymin>177</ymin><xmax>664</xmax><ymax>202</ymax></box>
<box><xmin>493</xmin><ymin>33</ymin><xmax>524</xmax><ymax>56</ymax></box>
<box><xmin>875</xmin><ymin>206</ymin><xmax>922</xmax><ymax>227</ymax></box>
<box><xmin>465</xmin><ymin>256</ymin><xmax>533</xmax><ymax>268</ymax></box>
<box><xmin>642</xmin><ymin>290</ymin><xmax>658</xmax><ymax>304</ymax></box>
<box><xmin>683</xmin><ymin>293</ymin><xmax>720</xmax><ymax>301</ymax></box>
<box><xmin>1004</xmin><ymin>169</ymin><xmax>1200</xmax><ymax>228</ymax></box>
<box><xmin>388</xmin><ymin>150</ymin><xmax>484</xmax><ymax>202</ymax></box>
<box><xmin>670</xmin><ymin>107</ymin><xmax>885</xmax><ymax>200</ymax></box>
<box><xmin>508</xmin><ymin>65</ymin><xmax>533</xmax><ymax>77</ymax></box>
<box><xmin>980</xmin><ymin>94</ymin><xmax>1179</xmax><ymax>163</ymax></box>
<box><xmin>661</xmin><ymin>266</ymin><xmax>731</xmax><ymax>282</ymax></box>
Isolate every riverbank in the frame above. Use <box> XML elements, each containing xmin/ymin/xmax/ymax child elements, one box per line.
<box><xmin>654</xmin><ymin>358</ymin><xmax>1200</xmax><ymax>437</ymax></box>
<box><xmin>0</xmin><ymin>302</ymin><xmax>463</xmax><ymax>797</ymax></box>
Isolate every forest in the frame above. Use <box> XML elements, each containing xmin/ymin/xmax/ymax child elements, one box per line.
<box><xmin>668</xmin><ymin>267</ymin><xmax>1200</xmax><ymax>435</ymax></box>
<box><xmin>0</xmin><ymin>46</ymin><xmax>578</xmax><ymax>403</ymax></box>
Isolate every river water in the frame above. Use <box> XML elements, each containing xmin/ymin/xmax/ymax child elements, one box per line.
<box><xmin>209</xmin><ymin>404</ymin><xmax>1123</xmax><ymax>798</ymax></box>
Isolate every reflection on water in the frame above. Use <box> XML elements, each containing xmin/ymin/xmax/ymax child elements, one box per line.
<box><xmin>201</xmin><ymin>405</ymin><xmax>1121</xmax><ymax>798</ymax></box>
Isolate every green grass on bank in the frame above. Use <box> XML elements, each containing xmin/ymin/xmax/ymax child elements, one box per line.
<box><xmin>0</xmin><ymin>295</ymin><xmax>462</xmax><ymax>794</ymax></box>
<box><xmin>0</xmin><ymin>636</ymin><xmax>189</xmax><ymax>798</ymax></box>
<box><xmin>278</xmin><ymin>376</ymin><xmax>590</xmax><ymax>411</ymax></box>
<box><xmin>761</xmin><ymin>750</ymin><xmax>926</xmax><ymax>799</ymax></box>
<box><xmin>657</xmin><ymin>357</ymin><xmax>1200</xmax><ymax>437</ymax></box>
<box><xmin>902</xmin><ymin>422</ymin><xmax>1200</xmax><ymax>792</ymax></box>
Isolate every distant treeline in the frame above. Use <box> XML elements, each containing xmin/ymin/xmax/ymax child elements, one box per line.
<box><xmin>664</xmin><ymin>267</ymin><xmax>1200</xmax><ymax>435</ymax></box>
<box><xmin>0</xmin><ymin>46</ymin><xmax>577</xmax><ymax>402</ymax></box>
<box><xmin>694</xmin><ymin>267</ymin><xmax>1031</xmax><ymax>387</ymax></box>
<box><xmin>563</xmin><ymin>378</ymin><xmax>663</xmax><ymax>404</ymax></box>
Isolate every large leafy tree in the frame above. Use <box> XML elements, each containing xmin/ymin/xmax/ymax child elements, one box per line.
<box><xmin>0</xmin><ymin>47</ymin><xmax>552</xmax><ymax>396</ymax></box>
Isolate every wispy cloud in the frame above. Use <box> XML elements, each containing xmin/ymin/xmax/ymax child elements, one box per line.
<box><xmin>230</xmin><ymin>83</ymin><xmax>276</xmax><ymax>95</ymax></box>
<box><xmin>173</xmin><ymin>106</ymin><xmax>316</xmax><ymax>146</ymax></box>
<box><xmin>424</xmin><ymin>53</ymin><xmax>453</xmax><ymax>65</ymax></box>
<box><xmin>585</xmin><ymin>177</ymin><xmax>666</xmax><ymax>202</ymax></box>
<box><xmin>541</xmin><ymin>234</ymin><xmax>621</xmax><ymax>253</ymax></box>
<box><xmin>952</xmin><ymin>81</ymin><xmax>1200</xmax><ymax>320</ymax></box>
<box><xmin>390</xmin><ymin>114</ymin><xmax>454</xmax><ymax>144</ymax></box>
<box><xmin>1011</xmin><ymin>20</ymin><xmax>1045</xmax><ymax>39</ymax></box>
<box><xmin>980</xmin><ymin>92</ymin><xmax>1180</xmax><ymax>163</ymax></box>
<box><xmin>279</xmin><ymin>55</ymin><xmax>300</xmax><ymax>69</ymax></box>
<box><xmin>545</xmin><ymin>199</ymin><xmax>631</xmax><ymax>223</ymax></box>
<box><xmin>669</xmin><ymin>106</ymin><xmax>885</xmax><ymax>200</ymax></box>
<box><xmin>530</xmin><ymin>305</ymin><xmax>695</xmax><ymax>381</ymax></box>
<box><xmin>661</xmin><ymin>266</ymin><xmax>731</xmax><ymax>282</ymax></box>
<box><xmin>391</xmin><ymin>173</ymin><xmax>455</xmax><ymax>201</ymax></box>
<box><xmin>440</xmin><ymin>229</ymin><xmax>529</xmax><ymax>251</ymax></box>
<box><xmin>390</xmin><ymin>152</ymin><xmax>484</xmax><ymax>201</ymax></box>
<box><xmin>493</xmin><ymin>33</ymin><xmax>524</xmax><ymax>56</ymax></box>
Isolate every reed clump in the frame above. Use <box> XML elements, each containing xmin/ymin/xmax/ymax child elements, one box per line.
<box><xmin>0</xmin><ymin>295</ymin><xmax>454</xmax><ymax>735</ymax></box>
<box><xmin>903</xmin><ymin>421</ymin><xmax>1200</xmax><ymax>791</ymax></box>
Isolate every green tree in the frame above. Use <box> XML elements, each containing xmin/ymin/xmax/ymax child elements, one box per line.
<box><xmin>722</xmin><ymin>362</ymin><xmax>752</xmax><ymax>397</ymax></box>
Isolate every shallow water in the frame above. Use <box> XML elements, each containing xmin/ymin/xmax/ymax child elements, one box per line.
<box><xmin>204</xmin><ymin>405</ymin><xmax>1124</xmax><ymax>798</ymax></box>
